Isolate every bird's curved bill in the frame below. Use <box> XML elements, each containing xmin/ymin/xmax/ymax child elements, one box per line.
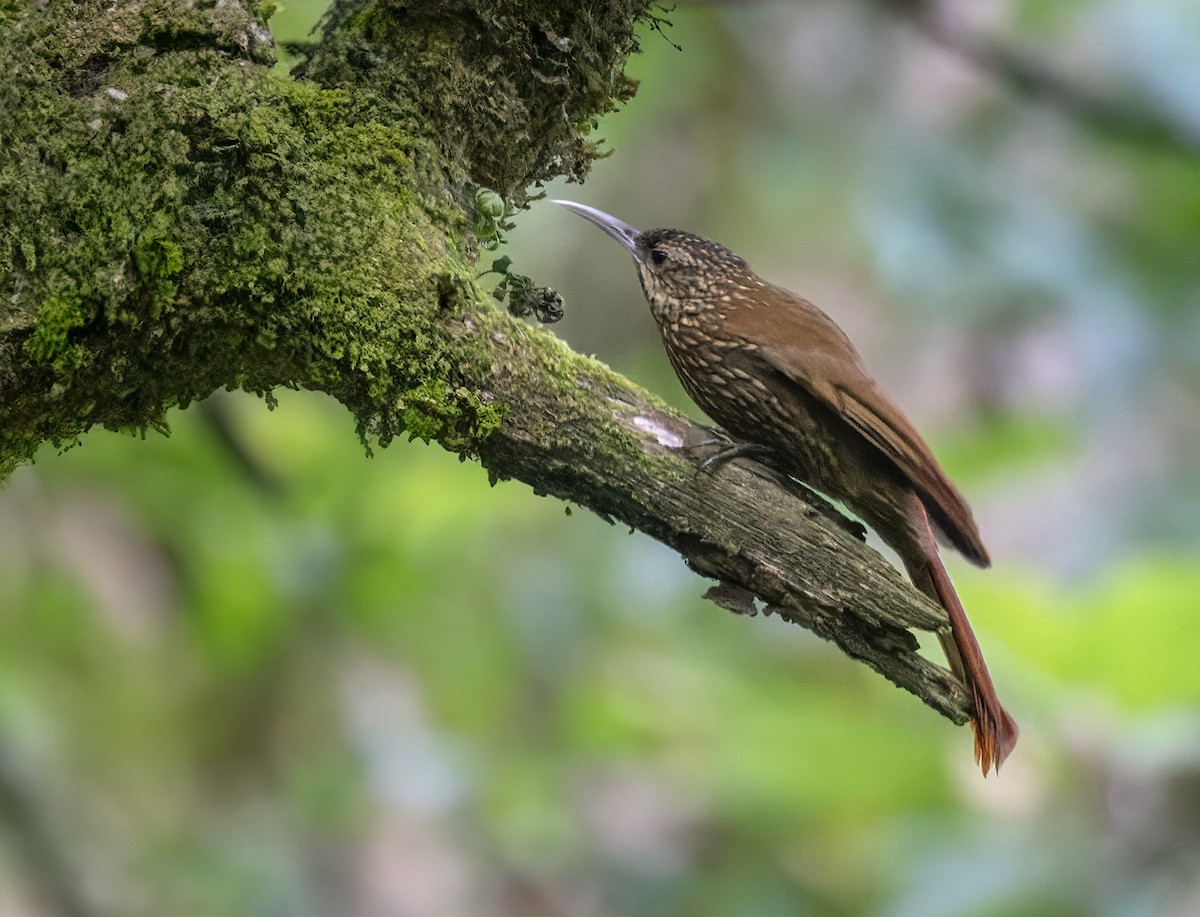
<box><xmin>553</xmin><ymin>200</ymin><xmax>640</xmax><ymax>254</ymax></box>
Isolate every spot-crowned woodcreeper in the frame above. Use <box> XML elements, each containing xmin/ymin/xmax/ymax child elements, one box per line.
<box><xmin>556</xmin><ymin>200</ymin><xmax>1018</xmax><ymax>775</ymax></box>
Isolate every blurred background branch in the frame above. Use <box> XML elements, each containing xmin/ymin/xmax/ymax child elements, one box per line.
<box><xmin>0</xmin><ymin>748</ymin><xmax>97</xmax><ymax>917</ymax></box>
<box><xmin>877</xmin><ymin>0</ymin><xmax>1200</xmax><ymax>154</ymax></box>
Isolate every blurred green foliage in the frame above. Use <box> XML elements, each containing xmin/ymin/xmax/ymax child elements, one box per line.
<box><xmin>2</xmin><ymin>1</ymin><xmax>1200</xmax><ymax>915</ymax></box>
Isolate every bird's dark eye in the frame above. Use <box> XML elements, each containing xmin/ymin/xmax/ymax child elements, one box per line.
<box><xmin>650</xmin><ymin>249</ymin><xmax>668</xmax><ymax>266</ymax></box>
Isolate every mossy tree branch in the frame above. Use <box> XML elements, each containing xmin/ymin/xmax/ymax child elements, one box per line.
<box><xmin>0</xmin><ymin>0</ymin><xmax>971</xmax><ymax>724</ymax></box>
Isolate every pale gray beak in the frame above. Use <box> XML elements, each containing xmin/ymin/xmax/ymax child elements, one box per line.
<box><xmin>553</xmin><ymin>200</ymin><xmax>641</xmax><ymax>255</ymax></box>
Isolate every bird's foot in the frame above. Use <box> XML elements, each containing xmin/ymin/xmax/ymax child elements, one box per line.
<box><xmin>683</xmin><ymin>439</ymin><xmax>776</xmax><ymax>472</ymax></box>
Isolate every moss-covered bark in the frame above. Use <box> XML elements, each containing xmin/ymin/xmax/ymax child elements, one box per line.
<box><xmin>0</xmin><ymin>0</ymin><xmax>641</xmax><ymax>475</ymax></box>
<box><xmin>0</xmin><ymin>0</ymin><xmax>973</xmax><ymax>725</ymax></box>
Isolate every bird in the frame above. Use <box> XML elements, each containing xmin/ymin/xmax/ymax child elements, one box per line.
<box><xmin>555</xmin><ymin>200</ymin><xmax>1019</xmax><ymax>775</ymax></box>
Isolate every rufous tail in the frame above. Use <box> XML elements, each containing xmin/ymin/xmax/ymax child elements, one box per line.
<box><xmin>908</xmin><ymin>495</ymin><xmax>1019</xmax><ymax>776</ymax></box>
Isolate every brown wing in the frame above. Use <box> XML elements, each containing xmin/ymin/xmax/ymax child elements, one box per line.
<box><xmin>728</xmin><ymin>283</ymin><xmax>990</xmax><ymax>567</ymax></box>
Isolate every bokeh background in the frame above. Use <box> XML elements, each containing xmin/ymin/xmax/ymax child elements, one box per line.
<box><xmin>3</xmin><ymin>1</ymin><xmax>1199</xmax><ymax>914</ymax></box>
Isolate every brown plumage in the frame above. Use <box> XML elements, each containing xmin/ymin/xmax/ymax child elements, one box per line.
<box><xmin>556</xmin><ymin>201</ymin><xmax>1018</xmax><ymax>775</ymax></box>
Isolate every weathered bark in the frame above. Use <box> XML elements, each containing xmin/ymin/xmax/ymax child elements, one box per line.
<box><xmin>0</xmin><ymin>0</ymin><xmax>971</xmax><ymax>723</ymax></box>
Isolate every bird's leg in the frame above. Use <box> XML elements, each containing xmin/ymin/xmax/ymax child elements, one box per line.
<box><xmin>685</xmin><ymin>437</ymin><xmax>866</xmax><ymax>537</ymax></box>
<box><xmin>681</xmin><ymin>434</ymin><xmax>724</xmax><ymax>465</ymax></box>
<box><xmin>682</xmin><ymin>438</ymin><xmax>777</xmax><ymax>471</ymax></box>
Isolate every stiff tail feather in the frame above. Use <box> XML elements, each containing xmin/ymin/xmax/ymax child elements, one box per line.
<box><xmin>908</xmin><ymin>495</ymin><xmax>1019</xmax><ymax>775</ymax></box>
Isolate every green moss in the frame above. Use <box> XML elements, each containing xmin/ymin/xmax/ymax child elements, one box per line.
<box><xmin>0</xmin><ymin>0</ymin><xmax>654</xmax><ymax>480</ymax></box>
<box><xmin>23</xmin><ymin>287</ymin><xmax>86</xmax><ymax>372</ymax></box>
<box><xmin>399</xmin><ymin>379</ymin><xmax>507</xmax><ymax>453</ymax></box>
<box><xmin>134</xmin><ymin>212</ymin><xmax>185</xmax><ymax>315</ymax></box>
<box><xmin>295</xmin><ymin>0</ymin><xmax>650</xmax><ymax>206</ymax></box>
<box><xmin>252</xmin><ymin>1</ymin><xmax>278</xmax><ymax>23</ymax></box>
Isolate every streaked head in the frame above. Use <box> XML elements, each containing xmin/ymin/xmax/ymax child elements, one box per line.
<box><xmin>554</xmin><ymin>200</ymin><xmax>751</xmax><ymax>319</ymax></box>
